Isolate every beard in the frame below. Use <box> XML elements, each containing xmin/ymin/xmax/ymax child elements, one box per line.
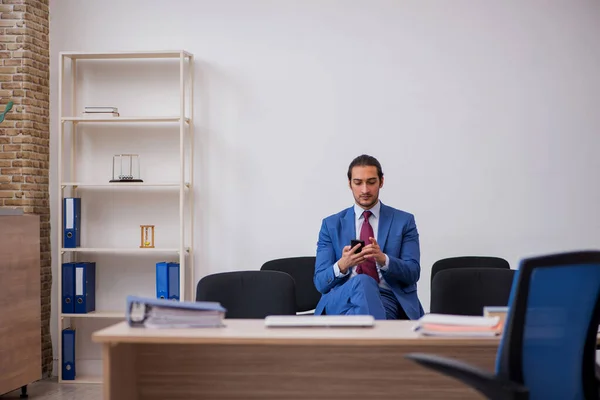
<box><xmin>356</xmin><ymin>194</ymin><xmax>378</xmax><ymax>209</ymax></box>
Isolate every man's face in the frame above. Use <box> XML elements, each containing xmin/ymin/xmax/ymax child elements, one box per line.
<box><xmin>349</xmin><ymin>165</ymin><xmax>384</xmax><ymax>210</ymax></box>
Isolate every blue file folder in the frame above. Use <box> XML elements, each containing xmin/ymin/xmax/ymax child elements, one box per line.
<box><xmin>62</xmin><ymin>328</ymin><xmax>76</xmax><ymax>380</ymax></box>
<box><xmin>156</xmin><ymin>262</ymin><xmax>180</xmax><ymax>301</ymax></box>
<box><xmin>75</xmin><ymin>262</ymin><xmax>96</xmax><ymax>314</ymax></box>
<box><xmin>167</xmin><ymin>263</ymin><xmax>180</xmax><ymax>300</ymax></box>
<box><xmin>62</xmin><ymin>262</ymin><xmax>76</xmax><ymax>314</ymax></box>
<box><xmin>63</xmin><ymin>197</ymin><xmax>81</xmax><ymax>248</ymax></box>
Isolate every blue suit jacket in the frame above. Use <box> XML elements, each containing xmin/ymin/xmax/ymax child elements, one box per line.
<box><xmin>314</xmin><ymin>202</ymin><xmax>424</xmax><ymax>320</ymax></box>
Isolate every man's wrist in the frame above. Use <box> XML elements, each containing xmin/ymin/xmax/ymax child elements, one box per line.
<box><xmin>338</xmin><ymin>260</ymin><xmax>348</xmax><ymax>274</ymax></box>
<box><xmin>334</xmin><ymin>262</ymin><xmax>349</xmax><ymax>278</ymax></box>
<box><xmin>377</xmin><ymin>254</ymin><xmax>389</xmax><ymax>270</ymax></box>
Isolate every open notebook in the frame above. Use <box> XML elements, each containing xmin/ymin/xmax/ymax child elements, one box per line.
<box><xmin>265</xmin><ymin>315</ymin><xmax>375</xmax><ymax>328</ymax></box>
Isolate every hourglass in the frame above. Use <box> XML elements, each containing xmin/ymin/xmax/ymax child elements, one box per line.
<box><xmin>140</xmin><ymin>225</ymin><xmax>155</xmax><ymax>248</ymax></box>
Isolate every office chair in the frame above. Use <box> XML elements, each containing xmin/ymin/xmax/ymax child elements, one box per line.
<box><xmin>431</xmin><ymin>256</ymin><xmax>510</xmax><ymax>285</ymax></box>
<box><xmin>195</xmin><ymin>270</ymin><xmax>296</xmax><ymax>319</ymax></box>
<box><xmin>430</xmin><ymin>267</ymin><xmax>516</xmax><ymax>315</ymax></box>
<box><xmin>407</xmin><ymin>251</ymin><xmax>600</xmax><ymax>400</ymax></box>
<box><xmin>260</xmin><ymin>256</ymin><xmax>321</xmax><ymax>313</ymax></box>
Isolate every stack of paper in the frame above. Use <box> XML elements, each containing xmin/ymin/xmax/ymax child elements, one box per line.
<box><xmin>484</xmin><ymin>306</ymin><xmax>509</xmax><ymax>333</ymax></box>
<box><xmin>82</xmin><ymin>106</ymin><xmax>120</xmax><ymax>117</ymax></box>
<box><xmin>414</xmin><ymin>314</ymin><xmax>502</xmax><ymax>337</ymax></box>
<box><xmin>126</xmin><ymin>295</ymin><xmax>226</xmax><ymax>329</ymax></box>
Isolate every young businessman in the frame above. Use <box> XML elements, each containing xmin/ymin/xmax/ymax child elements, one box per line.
<box><xmin>313</xmin><ymin>154</ymin><xmax>424</xmax><ymax>320</ymax></box>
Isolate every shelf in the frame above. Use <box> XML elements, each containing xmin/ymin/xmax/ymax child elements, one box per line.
<box><xmin>60</xmin><ymin>375</ymin><xmax>103</xmax><ymax>384</ymax></box>
<box><xmin>57</xmin><ymin>49</ymin><xmax>194</xmax><ymax>384</ymax></box>
<box><xmin>61</xmin><ymin>116</ymin><xmax>189</xmax><ymax>123</ymax></box>
<box><xmin>61</xmin><ymin>311</ymin><xmax>125</xmax><ymax>319</ymax></box>
<box><xmin>61</xmin><ymin>247</ymin><xmax>189</xmax><ymax>254</ymax></box>
<box><xmin>60</xmin><ymin>50</ymin><xmax>193</xmax><ymax>60</ymax></box>
<box><xmin>61</xmin><ymin>182</ymin><xmax>189</xmax><ymax>188</ymax></box>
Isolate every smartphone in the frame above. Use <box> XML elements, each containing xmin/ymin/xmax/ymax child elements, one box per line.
<box><xmin>350</xmin><ymin>239</ymin><xmax>365</xmax><ymax>254</ymax></box>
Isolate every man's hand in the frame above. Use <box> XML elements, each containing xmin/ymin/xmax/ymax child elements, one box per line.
<box><xmin>361</xmin><ymin>237</ymin><xmax>386</xmax><ymax>266</ymax></box>
<box><xmin>337</xmin><ymin>243</ymin><xmax>366</xmax><ymax>274</ymax></box>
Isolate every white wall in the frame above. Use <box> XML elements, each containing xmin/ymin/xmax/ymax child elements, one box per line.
<box><xmin>49</xmin><ymin>0</ymin><xmax>600</xmax><ymax>375</ymax></box>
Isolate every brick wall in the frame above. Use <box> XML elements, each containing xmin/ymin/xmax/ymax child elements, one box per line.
<box><xmin>0</xmin><ymin>0</ymin><xmax>51</xmax><ymax>377</ymax></box>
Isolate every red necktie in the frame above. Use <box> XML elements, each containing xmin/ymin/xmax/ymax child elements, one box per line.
<box><xmin>356</xmin><ymin>210</ymin><xmax>379</xmax><ymax>282</ymax></box>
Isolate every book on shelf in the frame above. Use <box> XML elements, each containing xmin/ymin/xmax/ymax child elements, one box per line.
<box><xmin>83</xmin><ymin>106</ymin><xmax>120</xmax><ymax>117</ymax></box>
<box><xmin>84</xmin><ymin>106</ymin><xmax>118</xmax><ymax>113</ymax></box>
<box><xmin>413</xmin><ymin>313</ymin><xmax>502</xmax><ymax>337</ymax></box>
<box><xmin>126</xmin><ymin>295</ymin><xmax>226</xmax><ymax>328</ymax></box>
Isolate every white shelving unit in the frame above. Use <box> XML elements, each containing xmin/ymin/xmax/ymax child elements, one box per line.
<box><xmin>57</xmin><ymin>50</ymin><xmax>194</xmax><ymax>383</ymax></box>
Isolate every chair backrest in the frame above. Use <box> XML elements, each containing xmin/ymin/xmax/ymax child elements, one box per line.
<box><xmin>260</xmin><ymin>256</ymin><xmax>321</xmax><ymax>312</ymax></box>
<box><xmin>195</xmin><ymin>270</ymin><xmax>296</xmax><ymax>319</ymax></box>
<box><xmin>430</xmin><ymin>267</ymin><xmax>516</xmax><ymax>315</ymax></box>
<box><xmin>496</xmin><ymin>251</ymin><xmax>600</xmax><ymax>400</ymax></box>
<box><xmin>431</xmin><ymin>256</ymin><xmax>510</xmax><ymax>285</ymax></box>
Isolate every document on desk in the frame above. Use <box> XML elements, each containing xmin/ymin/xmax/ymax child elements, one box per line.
<box><xmin>126</xmin><ymin>295</ymin><xmax>226</xmax><ymax>328</ymax></box>
<box><xmin>413</xmin><ymin>313</ymin><xmax>501</xmax><ymax>337</ymax></box>
<box><xmin>265</xmin><ymin>315</ymin><xmax>375</xmax><ymax>328</ymax></box>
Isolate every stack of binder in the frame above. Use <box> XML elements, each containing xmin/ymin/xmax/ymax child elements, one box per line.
<box><xmin>156</xmin><ymin>262</ymin><xmax>180</xmax><ymax>300</ymax></box>
<box><xmin>62</xmin><ymin>262</ymin><xmax>96</xmax><ymax>314</ymax></box>
<box><xmin>126</xmin><ymin>296</ymin><xmax>226</xmax><ymax>329</ymax></box>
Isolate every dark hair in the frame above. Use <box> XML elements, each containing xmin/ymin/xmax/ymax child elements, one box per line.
<box><xmin>347</xmin><ymin>154</ymin><xmax>384</xmax><ymax>181</ymax></box>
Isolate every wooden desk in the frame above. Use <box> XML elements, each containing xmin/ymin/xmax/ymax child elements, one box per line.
<box><xmin>93</xmin><ymin>320</ymin><xmax>499</xmax><ymax>400</ymax></box>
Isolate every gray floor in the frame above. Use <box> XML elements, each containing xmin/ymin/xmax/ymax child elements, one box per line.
<box><xmin>1</xmin><ymin>379</ymin><xmax>101</xmax><ymax>400</ymax></box>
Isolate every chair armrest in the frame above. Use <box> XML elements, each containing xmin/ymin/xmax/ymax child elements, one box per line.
<box><xmin>405</xmin><ymin>353</ymin><xmax>529</xmax><ymax>400</ymax></box>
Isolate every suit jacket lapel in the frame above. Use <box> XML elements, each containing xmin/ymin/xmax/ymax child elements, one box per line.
<box><xmin>340</xmin><ymin>207</ymin><xmax>356</xmax><ymax>249</ymax></box>
<box><xmin>378</xmin><ymin>202</ymin><xmax>393</xmax><ymax>251</ymax></box>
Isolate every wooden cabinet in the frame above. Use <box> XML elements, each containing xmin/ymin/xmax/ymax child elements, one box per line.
<box><xmin>0</xmin><ymin>214</ymin><xmax>41</xmax><ymax>396</ymax></box>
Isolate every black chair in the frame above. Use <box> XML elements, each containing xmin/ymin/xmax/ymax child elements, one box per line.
<box><xmin>430</xmin><ymin>267</ymin><xmax>516</xmax><ymax>315</ymax></box>
<box><xmin>260</xmin><ymin>256</ymin><xmax>321</xmax><ymax>313</ymax></box>
<box><xmin>431</xmin><ymin>256</ymin><xmax>510</xmax><ymax>285</ymax></box>
<box><xmin>407</xmin><ymin>250</ymin><xmax>600</xmax><ymax>400</ymax></box>
<box><xmin>195</xmin><ymin>270</ymin><xmax>296</xmax><ymax>319</ymax></box>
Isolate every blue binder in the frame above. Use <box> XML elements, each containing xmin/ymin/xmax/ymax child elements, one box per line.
<box><xmin>63</xmin><ymin>197</ymin><xmax>81</xmax><ymax>248</ymax></box>
<box><xmin>168</xmin><ymin>263</ymin><xmax>180</xmax><ymax>300</ymax></box>
<box><xmin>75</xmin><ymin>262</ymin><xmax>96</xmax><ymax>314</ymax></box>
<box><xmin>62</xmin><ymin>262</ymin><xmax>76</xmax><ymax>314</ymax></box>
<box><xmin>62</xmin><ymin>328</ymin><xmax>76</xmax><ymax>380</ymax></box>
<box><xmin>156</xmin><ymin>262</ymin><xmax>180</xmax><ymax>301</ymax></box>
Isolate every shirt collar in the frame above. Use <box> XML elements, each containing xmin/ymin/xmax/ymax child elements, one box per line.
<box><xmin>354</xmin><ymin>200</ymin><xmax>381</xmax><ymax>221</ymax></box>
